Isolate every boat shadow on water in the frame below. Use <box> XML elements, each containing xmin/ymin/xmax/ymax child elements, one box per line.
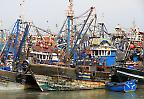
<box><xmin>108</xmin><ymin>91</ymin><xmax>136</xmax><ymax>99</ymax></box>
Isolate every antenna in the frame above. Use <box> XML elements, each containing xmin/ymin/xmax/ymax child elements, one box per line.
<box><xmin>19</xmin><ymin>0</ymin><xmax>26</xmax><ymax>20</ymax></box>
<box><xmin>132</xmin><ymin>18</ymin><xmax>136</xmax><ymax>28</ymax></box>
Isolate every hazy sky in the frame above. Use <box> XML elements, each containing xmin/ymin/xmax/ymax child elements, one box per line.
<box><xmin>0</xmin><ymin>0</ymin><xmax>144</xmax><ymax>33</ymax></box>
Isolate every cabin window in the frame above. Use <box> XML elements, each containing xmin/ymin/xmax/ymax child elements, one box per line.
<box><xmin>40</xmin><ymin>54</ymin><xmax>42</xmax><ymax>59</ymax></box>
<box><xmin>94</xmin><ymin>50</ymin><xmax>98</xmax><ymax>56</ymax></box>
<box><xmin>101</xmin><ymin>50</ymin><xmax>105</xmax><ymax>56</ymax></box>
<box><xmin>37</xmin><ymin>54</ymin><xmax>39</xmax><ymax>59</ymax></box>
<box><xmin>47</xmin><ymin>55</ymin><xmax>49</xmax><ymax>60</ymax></box>
<box><xmin>49</xmin><ymin>55</ymin><xmax>52</xmax><ymax>60</ymax></box>
<box><xmin>43</xmin><ymin>55</ymin><xmax>46</xmax><ymax>60</ymax></box>
<box><xmin>106</xmin><ymin>50</ymin><xmax>111</xmax><ymax>56</ymax></box>
<box><xmin>96</xmin><ymin>50</ymin><xmax>111</xmax><ymax>56</ymax></box>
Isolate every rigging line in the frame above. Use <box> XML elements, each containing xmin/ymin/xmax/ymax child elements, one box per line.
<box><xmin>30</xmin><ymin>24</ymin><xmax>55</xmax><ymax>36</ymax></box>
<box><xmin>79</xmin><ymin>18</ymin><xmax>94</xmax><ymax>45</ymax></box>
<box><xmin>73</xmin><ymin>7</ymin><xmax>95</xmax><ymax>19</ymax></box>
<box><xmin>74</xmin><ymin>14</ymin><xmax>96</xmax><ymax>19</ymax></box>
<box><xmin>71</xmin><ymin>7</ymin><xmax>94</xmax><ymax>54</ymax></box>
<box><xmin>93</xmin><ymin>14</ymin><xmax>97</xmax><ymax>35</ymax></box>
<box><xmin>55</xmin><ymin>18</ymin><xmax>68</xmax><ymax>40</ymax></box>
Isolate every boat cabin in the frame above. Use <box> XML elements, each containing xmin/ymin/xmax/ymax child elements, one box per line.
<box><xmin>89</xmin><ymin>38</ymin><xmax>117</xmax><ymax>67</ymax></box>
<box><xmin>30</xmin><ymin>51</ymin><xmax>59</xmax><ymax>64</ymax></box>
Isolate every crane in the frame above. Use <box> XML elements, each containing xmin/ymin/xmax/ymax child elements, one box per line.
<box><xmin>67</xmin><ymin>0</ymin><xmax>74</xmax><ymax>52</ymax></box>
<box><xmin>71</xmin><ymin>7</ymin><xmax>94</xmax><ymax>51</ymax></box>
<box><xmin>1</xmin><ymin>19</ymin><xmax>20</xmax><ymax>61</ymax></box>
<box><xmin>55</xmin><ymin>1</ymin><xmax>97</xmax><ymax>65</ymax></box>
<box><xmin>0</xmin><ymin>19</ymin><xmax>30</xmax><ymax>71</ymax></box>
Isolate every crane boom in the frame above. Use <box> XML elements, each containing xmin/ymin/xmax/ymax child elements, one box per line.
<box><xmin>15</xmin><ymin>24</ymin><xmax>30</xmax><ymax>61</ymax></box>
<box><xmin>70</xmin><ymin>7</ymin><xmax>94</xmax><ymax>54</ymax></box>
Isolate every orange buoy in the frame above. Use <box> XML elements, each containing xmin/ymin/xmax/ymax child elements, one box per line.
<box><xmin>130</xmin><ymin>44</ymin><xmax>135</xmax><ymax>49</ymax></box>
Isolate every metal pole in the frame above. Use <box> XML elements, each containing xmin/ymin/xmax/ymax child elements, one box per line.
<box><xmin>67</xmin><ymin>16</ymin><xmax>71</xmax><ymax>52</ymax></box>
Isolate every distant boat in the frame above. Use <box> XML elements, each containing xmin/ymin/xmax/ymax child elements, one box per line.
<box><xmin>113</xmin><ymin>66</ymin><xmax>144</xmax><ymax>85</ymax></box>
<box><xmin>106</xmin><ymin>80</ymin><xmax>137</xmax><ymax>92</ymax></box>
<box><xmin>0</xmin><ymin>20</ymin><xmax>40</xmax><ymax>91</ymax></box>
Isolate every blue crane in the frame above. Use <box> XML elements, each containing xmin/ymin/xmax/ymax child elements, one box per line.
<box><xmin>2</xmin><ymin>19</ymin><xmax>20</xmax><ymax>60</ymax></box>
<box><xmin>56</xmin><ymin>6</ymin><xmax>96</xmax><ymax>64</ymax></box>
<box><xmin>70</xmin><ymin>7</ymin><xmax>94</xmax><ymax>54</ymax></box>
<box><xmin>15</xmin><ymin>24</ymin><xmax>30</xmax><ymax>61</ymax></box>
<box><xmin>0</xmin><ymin>19</ymin><xmax>30</xmax><ymax>71</ymax></box>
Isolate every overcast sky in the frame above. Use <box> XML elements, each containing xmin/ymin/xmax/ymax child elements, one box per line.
<box><xmin>0</xmin><ymin>0</ymin><xmax>144</xmax><ymax>33</ymax></box>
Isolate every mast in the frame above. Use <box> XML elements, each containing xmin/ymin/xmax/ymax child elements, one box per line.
<box><xmin>19</xmin><ymin>0</ymin><xmax>26</xmax><ymax>20</ymax></box>
<box><xmin>67</xmin><ymin>0</ymin><xmax>74</xmax><ymax>52</ymax></box>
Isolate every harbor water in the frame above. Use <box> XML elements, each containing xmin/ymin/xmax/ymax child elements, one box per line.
<box><xmin>0</xmin><ymin>89</ymin><xmax>144</xmax><ymax>99</ymax></box>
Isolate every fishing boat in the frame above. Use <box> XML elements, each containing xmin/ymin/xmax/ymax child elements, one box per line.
<box><xmin>27</xmin><ymin>37</ymin><xmax>117</xmax><ymax>91</ymax></box>
<box><xmin>29</xmin><ymin>63</ymin><xmax>105</xmax><ymax>91</ymax></box>
<box><xmin>25</xmin><ymin>2</ymin><xmax>120</xmax><ymax>91</ymax></box>
<box><xmin>17</xmin><ymin>6</ymin><xmax>105</xmax><ymax>91</ymax></box>
<box><xmin>111</xmin><ymin>25</ymin><xmax>144</xmax><ymax>85</ymax></box>
<box><xmin>106</xmin><ymin>80</ymin><xmax>137</xmax><ymax>92</ymax></box>
<box><xmin>28</xmin><ymin>36</ymin><xmax>105</xmax><ymax>91</ymax></box>
<box><xmin>74</xmin><ymin>38</ymin><xmax>117</xmax><ymax>82</ymax></box>
<box><xmin>0</xmin><ymin>19</ymin><xmax>40</xmax><ymax>90</ymax></box>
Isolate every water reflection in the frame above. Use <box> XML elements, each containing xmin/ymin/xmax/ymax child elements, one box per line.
<box><xmin>108</xmin><ymin>91</ymin><xmax>136</xmax><ymax>99</ymax></box>
<box><xmin>0</xmin><ymin>90</ymin><xmax>39</xmax><ymax>99</ymax></box>
<box><xmin>38</xmin><ymin>89</ymin><xmax>107</xmax><ymax>99</ymax></box>
<box><xmin>0</xmin><ymin>89</ymin><xmax>144</xmax><ymax>99</ymax></box>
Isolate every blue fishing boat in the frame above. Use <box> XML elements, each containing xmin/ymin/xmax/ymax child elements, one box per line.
<box><xmin>106</xmin><ymin>80</ymin><xmax>137</xmax><ymax>92</ymax></box>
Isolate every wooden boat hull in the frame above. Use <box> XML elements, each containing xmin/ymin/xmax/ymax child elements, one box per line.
<box><xmin>30</xmin><ymin>64</ymin><xmax>105</xmax><ymax>91</ymax></box>
<box><xmin>0</xmin><ymin>69</ymin><xmax>39</xmax><ymax>90</ymax></box>
<box><xmin>33</xmin><ymin>74</ymin><xmax>105</xmax><ymax>91</ymax></box>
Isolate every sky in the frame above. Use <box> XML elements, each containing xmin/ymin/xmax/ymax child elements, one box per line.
<box><xmin>0</xmin><ymin>0</ymin><xmax>144</xmax><ymax>33</ymax></box>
